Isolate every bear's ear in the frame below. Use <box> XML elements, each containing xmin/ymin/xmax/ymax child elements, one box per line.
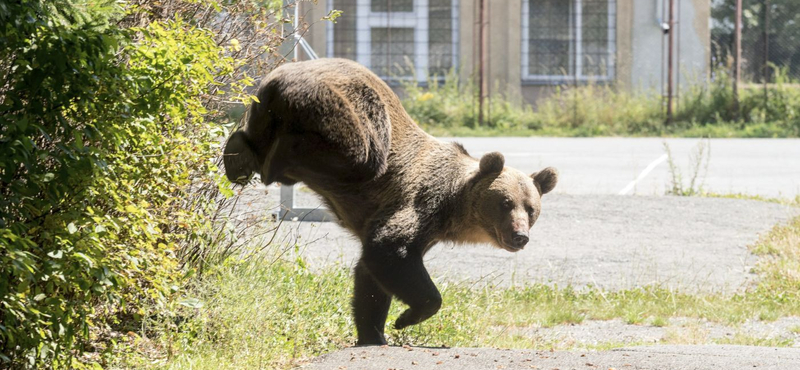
<box><xmin>531</xmin><ymin>167</ymin><xmax>558</xmax><ymax>195</ymax></box>
<box><xmin>479</xmin><ymin>152</ymin><xmax>505</xmax><ymax>175</ymax></box>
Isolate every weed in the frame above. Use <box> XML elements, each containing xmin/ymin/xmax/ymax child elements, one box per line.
<box><xmin>115</xmin><ymin>209</ymin><xmax>800</xmax><ymax>368</ymax></box>
<box><xmin>664</xmin><ymin>138</ymin><xmax>711</xmax><ymax>196</ymax></box>
<box><xmin>714</xmin><ymin>333</ymin><xmax>794</xmax><ymax>347</ymax></box>
<box><xmin>651</xmin><ymin>316</ymin><xmax>669</xmax><ymax>327</ymax></box>
<box><xmin>400</xmin><ymin>68</ymin><xmax>800</xmax><ymax>138</ymax></box>
<box><xmin>662</xmin><ymin>325</ymin><xmax>710</xmax><ymax>345</ymax></box>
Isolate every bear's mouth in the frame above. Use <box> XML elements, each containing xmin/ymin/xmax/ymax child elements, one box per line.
<box><xmin>494</xmin><ymin>228</ymin><xmax>524</xmax><ymax>252</ymax></box>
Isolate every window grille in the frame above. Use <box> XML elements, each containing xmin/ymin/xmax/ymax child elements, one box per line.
<box><xmin>328</xmin><ymin>0</ymin><xmax>459</xmax><ymax>82</ymax></box>
<box><xmin>522</xmin><ymin>0</ymin><xmax>616</xmax><ymax>83</ymax></box>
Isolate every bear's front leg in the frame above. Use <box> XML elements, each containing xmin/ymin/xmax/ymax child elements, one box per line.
<box><xmin>353</xmin><ymin>260</ymin><xmax>392</xmax><ymax>345</ymax></box>
<box><xmin>360</xmin><ymin>246</ymin><xmax>442</xmax><ymax>332</ymax></box>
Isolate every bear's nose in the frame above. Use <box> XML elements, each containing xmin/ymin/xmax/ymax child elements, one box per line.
<box><xmin>512</xmin><ymin>232</ymin><xmax>529</xmax><ymax>248</ymax></box>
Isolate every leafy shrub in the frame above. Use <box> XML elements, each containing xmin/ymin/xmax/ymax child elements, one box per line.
<box><xmin>0</xmin><ymin>1</ymin><xmax>253</xmax><ymax>367</ymax></box>
<box><xmin>401</xmin><ymin>68</ymin><xmax>800</xmax><ymax>137</ymax></box>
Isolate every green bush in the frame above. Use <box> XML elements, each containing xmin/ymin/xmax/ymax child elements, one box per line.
<box><xmin>0</xmin><ymin>1</ymin><xmax>243</xmax><ymax>367</ymax></box>
<box><xmin>402</xmin><ymin>68</ymin><xmax>800</xmax><ymax>137</ymax></box>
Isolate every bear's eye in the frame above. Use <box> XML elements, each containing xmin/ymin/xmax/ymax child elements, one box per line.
<box><xmin>502</xmin><ymin>198</ymin><xmax>513</xmax><ymax>210</ymax></box>
<box><xmin>526</xmin><ymin>206</ymin><xmax>535</xmax><ymax>217</ymax></box>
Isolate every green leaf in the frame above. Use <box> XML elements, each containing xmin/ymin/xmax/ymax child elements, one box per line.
<box><xmin>67</xmin><ymin>223</ymin><xmax>77</xmax><ymax>234</ymax></box>
<box><xmin>178</xmin><ymin>298</ymin><xmax>204</xmax><ymax>309</ymax></box>
<box><xmin>73</xmin><ymin>252</ymin><xmax>95</xmax><ymax>267</ymax></box>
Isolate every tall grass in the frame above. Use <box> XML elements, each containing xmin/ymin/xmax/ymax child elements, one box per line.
<box><xmin>401</xmin><ymin>68</ymin><xmax>800</xmax><ymax>137</ymax></box>
<box><xmin>114</xmin><ymin>211</ymin><xmax>800</xmax><ymax>368</ymax></box>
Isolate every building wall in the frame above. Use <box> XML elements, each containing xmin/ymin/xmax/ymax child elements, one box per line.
<box><xmin>630</xmin><ymin>0</ymin><xmax>710</xmax><ymax>95</ymax></box>
<box><xmin>298</xmin><ymin>0</ymin><xmax>710</xmax><ymax>106</ymax></box>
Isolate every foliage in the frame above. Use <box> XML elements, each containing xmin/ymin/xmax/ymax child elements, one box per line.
<box><xmin>711</xmin><ymin>0</ymin><xmax>800</xmax><ymax>81</ymax></box>
<box><xmin>0</xmin><ymin>0</ymin><xmax>291</xmax><ymax>366</ymax></box>
<box><xmin>401</xmin><ymin>71</ymin><xmax>544</xmax><ymax>131</ymax></box>
<box><xmin>664</xmin><ymin>139</ymin><xmax>711</xmax><ymax>196</ymax></box>
<box><xmin>120</xmin><ymin>210</ymin><xmax>800</xmax><ymax>368</ymax></box>
<box><xmin>401</xmin><ymin>69</ymin><xmax>800</xmax><ymax>137</ymax></box>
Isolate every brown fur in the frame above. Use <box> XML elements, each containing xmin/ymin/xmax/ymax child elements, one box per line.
<box><xmin>223</xmin><ymin>58</ymin><xmax>558</xmax><ymax>345</ymax></box>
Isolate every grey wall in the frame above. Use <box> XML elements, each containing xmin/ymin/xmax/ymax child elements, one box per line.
<box><xmin>299</xmin><ymin>0</ymin><xmax>711</xmax><ymax>105</ymax></box>
<box><xmin>630</xmin><ymin>0</ymin><xmax>710</xmax><ymax>94</ymax></box>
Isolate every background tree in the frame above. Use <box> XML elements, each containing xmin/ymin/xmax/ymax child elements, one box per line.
<box><xmin>712</xmin><ymin>0</ymin><xmax>800</xmax><ymax>81</ymax></box>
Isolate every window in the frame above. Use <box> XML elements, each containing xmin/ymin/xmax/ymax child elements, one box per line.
<box><xmin>328</xmin><ymin>0</ymin><xmax>459</xmax><ymax>82</ymax></box>
<box><xmin>522</xmin><ymin>0</ymin><xmax>616</xmax><ymax>83</ymax></box>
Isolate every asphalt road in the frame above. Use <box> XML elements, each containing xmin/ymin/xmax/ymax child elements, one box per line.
<box><xmin>300</xmin><ymin>345</ymin><xmax>800</xmax><ymax>370</ymax></box>
<box><xmin>236</xmin><ymin>137</ymin><xmax>800</xmax><ymax>291</ymax></box>
<box><xmin>228</xmin><ymin>137</ymin><xmax>800</xmax><ymax>368</ymax></box>
<box><xmin>443</xmin><ymin>137</ymin><xmax>800</xmax><ymax>197</ymax></box>
<box><xmin>266</xmin><ymin>194</ymin><xmax>797</xmax><ymax>292</ymax></box>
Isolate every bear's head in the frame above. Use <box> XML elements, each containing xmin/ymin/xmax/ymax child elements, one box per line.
<box><xmin>469</xmin><ymin>152</ymin><xmax>558</xmax><ymax>252</ymax></box>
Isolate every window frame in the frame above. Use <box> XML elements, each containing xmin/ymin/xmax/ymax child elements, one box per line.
<box><xmin>326</xmin><ymin>0</ymin><xmax>459</xmax><ymax>83</ymax></box>
<box><xmin>521</xmin><ymin>0</ymin><xmax>616</xmax><ymax>84</ymax></box>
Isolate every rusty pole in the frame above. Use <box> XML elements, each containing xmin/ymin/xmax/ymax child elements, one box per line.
<box><xmin>763</xmin><ymin>0</ymin><xmax>770</xmax><ymax>104</ymax></box>
<box><xmin>733</xmin><ymin>0</ymin><xmax>742</xmax><ymax>116</ymax></box>
<box><xmin>478</xmin><ymin>0</ymin><xmax>486</xmax><ymax>127</ymax></box>
<box><xmin>666</xmin><ymin>0</ymin><xmax>675</xmax><ymax>124</ymax></box>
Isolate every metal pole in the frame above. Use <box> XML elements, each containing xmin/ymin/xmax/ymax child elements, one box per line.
<box><xmin>293</xmin><ymin>0</ymin><xmax>299</xmax><ymax>61</ymax></box>
<box><xmin>763</xmin><ymin>0</ymin><xmax>770</xmax><ymax>104</ymax></box>
<box><xmin>666</xmin><ymin>0</ymin><xmax>675</xmax><ymax>125</ymax></box>
<box><xmin>478</xmin><ymin>0</ymin><xmax>486</xmax><ymax>127</ymax></box>
<box><xmin>733</xmin><ymin>0</ymin><xmax>742</xmax><ymax>116</ymax></box>
<box><xmin>676</xmin><ymin>0</ymin><xmax>681</xmax><ymax>112</ymax></box>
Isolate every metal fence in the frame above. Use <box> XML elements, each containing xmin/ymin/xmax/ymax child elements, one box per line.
<box><xmin>328</xmin><ymin>0</ymin><xmax>459</xmax><ymax>82</ymax></box>
<box><xmin>711</xmin><ymin>0</ymin><xmax>800</xmax><ymax>84</ymax></box>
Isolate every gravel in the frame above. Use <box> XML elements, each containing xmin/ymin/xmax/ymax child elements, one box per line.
<box><xmin>234</xmin><ymin>185</ymin><xmax>799</xmax><ymax>292</ymax></box>
<box><xmin>298</xmin><ymin>344</ymin><xmax>800</xmax><ymax>370</ymax></box>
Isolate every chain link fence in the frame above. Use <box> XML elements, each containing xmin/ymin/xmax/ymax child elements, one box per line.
<box><xmin>712</xmin><ymin>0</ymin><xmax>800</xmax><ymax>84</ymax></box>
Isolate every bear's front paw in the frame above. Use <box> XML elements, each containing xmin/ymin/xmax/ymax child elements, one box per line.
<box><xmin>394</xmin><ymin>310</ymin><xmax>414</xmax><ymax>330</ymax></box>
<box><xmin>394</xmin><ymin>307</ymin><xmax>431</xmax><ymax>330</ymax></box>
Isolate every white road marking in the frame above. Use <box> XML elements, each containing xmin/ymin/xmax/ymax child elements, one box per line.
<box><xmin>618</xmin><ymin>154</ymin><xmax>669</xmax><ymax>195</ymax></box>
<box><xmin>473</xmin><ymin>152</ymin><xmax>550</xmax><ymax>157</ymax></box>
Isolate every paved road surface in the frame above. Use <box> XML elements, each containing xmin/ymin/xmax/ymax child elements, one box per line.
<box><xmin>233</xmin><ymin>138</ymin><xmax>800</xmax><ymax>291</ymax></box>
<box><xmin>300</xmin><ymin>345</ymin><xmax>800</xmax><ymax>370</ymax></box>
<box><xmin>228</xmin><ymin>137</ymin><xmax>800</xmax><ymax>367</ymax></box>
<box><xmin>444</xmin><ymin>137</ymin><xmax>800</xmax><ymax>197</ymax></box>
<box><xmin>265</xmin><ymin>194</ymin><xmax>797</xmax><ymax>292</ymax></box>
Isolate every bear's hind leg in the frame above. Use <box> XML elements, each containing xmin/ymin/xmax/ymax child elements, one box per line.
<box><xmin>353</xmin><ymin>260</ymin><xmax>392</xmax><ymax>346</ymax></box>
<box><xmin>362</xmin><ymin>251</ymin><xmax>442</xmax><ymax>331</ymax></box>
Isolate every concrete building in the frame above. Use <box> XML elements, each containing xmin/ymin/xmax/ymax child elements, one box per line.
<box><xmin>298</xmin><ymin>0</ymin><xmax>710</xmax><ymax>105</ymax></box>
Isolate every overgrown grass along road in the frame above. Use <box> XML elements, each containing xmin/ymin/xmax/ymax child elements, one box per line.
<box><xmin>115</xmin><ymin>200</ymin><xmax>800</xmax><ymax>370</ymax></box>
<box><xmin>402</xmin><ymin>70</ymin><xmax>800</xmax><ymax>138</ymax></box>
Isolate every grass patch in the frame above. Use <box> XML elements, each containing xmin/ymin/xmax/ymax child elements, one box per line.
<box><xmin>662</xmin><ymin>325</ymin><xmax>711</xmax><ymax>345</ymax></box>
<box><xmin>116</xmin><ymin>210</ymin><xmax>800</xmax><ymax>369</ymax></box>
<box><xmin>651</xmin><ymin>316</ymin><xmax>669</xmax><ymax>328</ymax></box>
<box><xmin>714</xmin><ymin>333</ymin><xmax>794</xmax><ymax>347</ymax></box>
<box><xmin>402</xmin><ymin>69</ymin><xmax>800</xmax><ymax>138</ymax></box>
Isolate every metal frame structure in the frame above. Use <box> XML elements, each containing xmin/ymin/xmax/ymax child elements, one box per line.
<box><xmin>277</xmin><ymin>0</ymin><xmax>334</xmax><ymax>222</ymax></box>
<box><xmin>277</xmin><ymin>183</ymin><xmax>335</xmax><ymax>222</ymax></box>
<box><xmin>326</xmin><ymin>0</ymin><xmax>460</xmax><ymax>83</ymax></box>
<box><xmin>521</xmin><ymin>0</ymin><xmax>617</xmax><ymax>83</ymax></box>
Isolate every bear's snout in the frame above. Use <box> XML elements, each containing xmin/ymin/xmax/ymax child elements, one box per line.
<box><xmin>511</xmin><ymin>231</ymin><xmax>529</xmax><ymax>249</ymax></box>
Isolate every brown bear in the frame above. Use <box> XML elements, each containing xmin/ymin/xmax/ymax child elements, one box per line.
<box><xmin>223</xmin><ymin>58</ymin><xmax>558</xmax><ymax>345</ymax></box>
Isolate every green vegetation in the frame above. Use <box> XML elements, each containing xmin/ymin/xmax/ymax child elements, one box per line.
<box><xmin>4</xmin><ymin>1</ymin><xmax>799</xmax><ymax>369</ymax></box>
<box><xmin>0</xmin><ymin>0</ymin><xmax>291</xmax><ymax>368</ymax></box>
<box><xmin>401</xmin><ymin>70</ymin><xmax>800</xmax><ymax>137</ymax></box>
<box><xmin>116</xmin><ymin>212</ymin><xmax>800</xmax><ymax>369</ymax></box>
